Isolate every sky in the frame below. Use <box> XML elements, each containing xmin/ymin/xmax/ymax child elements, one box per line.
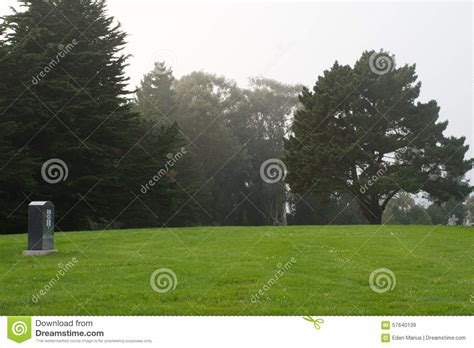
<box><xmin>1</xmin><ymin>0</ymin><xmax>473</xmax><ymax>180</ymax></box>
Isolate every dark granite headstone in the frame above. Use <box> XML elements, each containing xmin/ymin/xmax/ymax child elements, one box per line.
<box><xmin>23</xmin><ymin>201</ymin><xmax>57</xmax><ymax>256</ymax></box>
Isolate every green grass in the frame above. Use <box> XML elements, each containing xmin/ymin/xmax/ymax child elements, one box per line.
<box><xmin>0</xmin><ymin>225</ymin><xmax>473</xmax><ymax>315</ymax></box>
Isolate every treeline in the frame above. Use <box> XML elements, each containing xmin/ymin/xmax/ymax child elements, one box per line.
<box><xmin>134</xmin><ymin>66</ymin><xmax>303</xmax><ymax>228</ymax></box>
<box><xmin>382</xmin><ymin>193</ymin><xmax>474</xmax><ymax>225</ymax></box>
<box><xmin>1</xmin><ymin>0</ymin><xmax>472</xmax><ymax>234</ymax></box>
<box><xmin>0</xmin><ymin>0</ymin><xmax>304</xmax><ymax>232</ymax></box>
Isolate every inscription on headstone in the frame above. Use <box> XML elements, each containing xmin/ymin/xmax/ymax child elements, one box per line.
<box><xmin>23</xmin><ymin>201</ymin><xmax>57</xmax><ymax>256</ymax></box>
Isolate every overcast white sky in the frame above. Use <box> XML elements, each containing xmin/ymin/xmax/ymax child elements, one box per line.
<box><xmin>1</xmin><ymin>0</ymin><xmax>473</xmax><ymax>180</ymax></box>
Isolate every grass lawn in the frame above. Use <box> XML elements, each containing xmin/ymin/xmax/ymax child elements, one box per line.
<box><xmin>0</xmin><ymin>225</ymin><xmax>473</xmax><ymax>316</ymax></box>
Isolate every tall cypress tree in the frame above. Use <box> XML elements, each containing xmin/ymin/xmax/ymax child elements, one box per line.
<box><xmin>0</xmin><ymin>39</ymin><xmax>38</xmax><ymax>233</ymax></box>
<box><xmin>136</xmin><ymin>61</ymin><xmax>176</xmax><ymax>119</ymax></box>
<box><xmin>1</xmin><ymin>0</ymin><xmax>159</xmax><ymax>230</ymax></box>
<box><xmin>134</xmin><ymin>62</ymin><xmax>209</xmax><ymax>226</ymax></box>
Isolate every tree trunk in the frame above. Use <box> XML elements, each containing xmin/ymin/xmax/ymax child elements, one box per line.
<box><xmin>366</xmin><ymin>212</ymin><xmax>382</xmax><ymax>224</ymax></box>
<box><xmin>359</xmin><ymin>201</ymin><xmax>383</xmax><ymax>224</ymax></box>
<box><xmin>281</xmin><ymin>202</ymin><xmax>287</xmax><ymax>226</ymax></box>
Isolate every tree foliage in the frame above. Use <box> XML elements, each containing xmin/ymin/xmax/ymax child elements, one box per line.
<box><xmin>0</xmin><ymin>0</ymin><xmax>182</xmax><ymax>231</ymax></box>
<box><xmin>382</xmin><ymin>192</ymin><xmax>432</xmax><ymax>225</ymax></box>
<box><xmin>1</xmin><ymin>3</ymin><xmax>471</xmax><ymax>233</ymax></box>
<box><xmin>285</xmin><ymin>50</ymin><xmax>472</xmax><ymax>224</ymax></box>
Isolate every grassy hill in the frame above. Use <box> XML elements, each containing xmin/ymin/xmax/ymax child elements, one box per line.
<box><xmin>0</xmin><ymin>225</ymin><xmax>472</xmax><ymax>315</ymax></box>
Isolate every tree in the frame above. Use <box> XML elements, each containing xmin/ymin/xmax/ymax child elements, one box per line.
<box><xmin>285</xmin><ymin>50</ymin><xmax>472</xmax><ymax>224</ymax></box>
<box><xmin>172</xmin><ymin>71</ymin><xmax>249</xmax><ymax>225</ymax></box>
<box><xmin>426</xmin><ymin>197</ymin><xmax>466</xmax><ymax>225</ymax></box>
<box><xmin>1</xmin><ymin>0</ymin><xmax>174</xmax><ymax>230</ymax></box>
<box><xmin>466</xmin><ymin>196</ymin><xmax>474</xmax><ymax>219</ymax></box>
<box><xmin>288</xmin><ymin>192</ymin><xmax>368</xmax><ymax>225</ymax></box>
<box><xmin>233</xmin><ymin>77</ymin><xmax>302</xmax><ymax>225</ymax></box>
<box><xmin>0</xmin><ymin>122</ymin><xmax>39</xmax><ymax>233</ymax></box>
<box><xmin>382</xmin><ymin>192</ymin><xmax>432</xmax><ymax>225</ymax></box>
<box><xmin>136</xmin><ymin>61</ymin><xmax>176</xmax><ymax>119</ymax></box>
<box><xmin>170</xmin><ymin>73</ymin><xmax>303</xmax><ymax>226</ymax></box>
<box><xmin>0</xmin><ymin>41</ymin><xmax>38</xmax><ymax>233</ymax></box>
<box><xmin>133</xmin><ymin>63</ymin><xmax>208</xmax><ymax>227</ymax></box>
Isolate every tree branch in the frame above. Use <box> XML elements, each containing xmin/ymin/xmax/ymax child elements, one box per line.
<box><xmin>381</xmin><ymin>189</ymin><xmax>400</xmax><ymax>209</ymax></box>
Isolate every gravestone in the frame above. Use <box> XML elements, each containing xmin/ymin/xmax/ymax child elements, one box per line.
<box><xmin>464</xmin><ymin>211</ymin><xmax>474</xmax><ymax>227</ymax></box>
<box><xmin>23</xmin><ymin>201</ymin><xmax>57</xmax><ymax>256</ymax></box>
<box><xmin>447</xmin><ymin>214</ymin><xmax>458</xmax><ymax>227</ymax></box>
